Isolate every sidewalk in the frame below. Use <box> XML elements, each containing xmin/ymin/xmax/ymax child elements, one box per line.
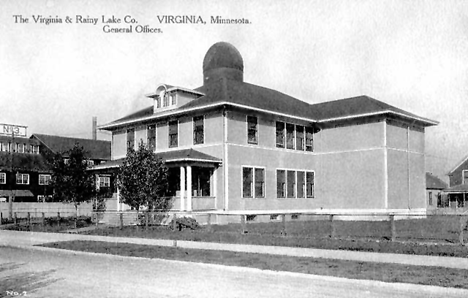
<box><xmin>2</xmin><ymin>229</ymin><xmax>468</xmax><ymax>269</ymax></box>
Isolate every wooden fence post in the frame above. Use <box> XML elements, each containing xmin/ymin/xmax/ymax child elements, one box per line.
<box><xmin>57</xmin><ymin>212</ymin><xmax>61</xmax><ymax>227</ymax></box>
<box><xmin>281</xmin><ymin>214</ymin><xmax>287</xmax><ymax>236</ymax></box>
<box><xmin>145</xmin><ymin>212</ymin><xmax>149</xmax><ymax>230</ymax></box>
<box><xmin>390</xmin><ymin>214</ymin><xmax>396</xmax><ymax>242</ymax></box>
<box><xmin>206</xmin><ymin>214</ymin><xmax>212</xmax><ymax>232</ymax></box>
<box><xmin>95</xmin><ymin>212</ymin><xmax>99</xmax><ymax>227</ymax></box>
<box><xmin>14</xmin><ymin>212</ymin><xmax>17</xmax><ymax>225</ymax></box>
<box><xmin>241</xmin><ymin>215</ymin><xmax>247</xmax><ymax>234</ymax></box>
<box><xmin>172</xmin><ymin>213</ymin><xmax>177</xmax><ymax>231</ymax></box>
<box><xmin>42</xmin><ymin>212</ymin><xmax>45</xmax><ymax>230</ymax></box>
<box><xmin>0</xmin><ymin>212</ymin><xmax>3</xmax><ymax>225</ymax></box>
<box><xmin>459</xmin><ymin>215</ymin><xmax>465</xmax><ymax>245</ymax></box>
<box><xmin>120</xmin><ymin>212</ymin><xmax>123</xmax><ymax>230</ymax></box>
<box><xmin>27</xmin><ymin>212</ymin><xmax>31</xmax><ymax>229</ymax></box>
<box><xmin>329</xmin><ymin>214</ymin><xmax>335</xmax><ymax>238</ymax></box>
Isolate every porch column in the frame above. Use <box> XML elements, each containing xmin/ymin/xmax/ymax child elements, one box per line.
<box><xmin>187</xmin><ymin>165</ymin><xmax>192</xmax><ymax>211</ymax></box>
<box><xmin>212</xmin><ymin>168</ymin><xmax>217</xmax><ymax>209</ymax></box>
<box><xmin>180</xmin><ymin>166</ymin><xmax>185</xmax><ymax>211</ymax></box>
<box><xmin>116</xmin><ymin>187</ymin><xmax>120</xmax><ymax>211</ymax></box>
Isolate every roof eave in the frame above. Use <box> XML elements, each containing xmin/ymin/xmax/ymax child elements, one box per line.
<box><xmin>318</xmin><ymin>110</ymin><xmax>438</xmax><ymax>126</ymax></box>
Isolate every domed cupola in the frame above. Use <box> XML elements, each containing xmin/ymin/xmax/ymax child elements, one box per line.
<box><xmin>203</xmin><ymin>42</ymin><xmax>244</xmax><ymax>85</ymax></box>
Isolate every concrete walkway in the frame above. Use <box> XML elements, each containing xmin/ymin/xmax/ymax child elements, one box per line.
<box><xmin>2</xmin><ymin>229</ymin><xmax>468</xmax><ymax>269</ymax></box>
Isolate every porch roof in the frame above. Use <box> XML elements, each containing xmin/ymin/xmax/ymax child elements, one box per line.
<box><xmin>89</xmin><ymin>149</ymin><xmax>221</xmax><ymax>171</ymax></box>
<box><xmin>0</xmin><ymin>190</ymin><xmax>34</xmax><ymax>197</ymax></box>
<box><xmin>444</xmin><ymin>184</ymin><xmax>468</xmax><ymax>194</ymax></box>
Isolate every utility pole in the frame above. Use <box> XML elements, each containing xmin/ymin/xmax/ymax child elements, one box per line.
<box><xmin>8</xmin><ymin>130</ymin><xmax>14</xmax><ymax>220</ymax></box>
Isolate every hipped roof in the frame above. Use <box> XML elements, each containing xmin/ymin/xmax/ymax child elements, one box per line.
<box><xmin>90</xmin><ymin>149</ymin><xmax>221</xmax><ymax>171</ymax></box>
<box><xmin>102</xmin><ymin>78</ymin><xmax>437</xmax><ymax>129</ymax></box>
<box><xmin>32</xmin><ymin>134</ymin><xmax>111</xmax><ymax>160</ymax></box>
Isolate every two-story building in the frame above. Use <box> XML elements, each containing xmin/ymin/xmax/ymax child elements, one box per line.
<box><xmin>99</xmin><ymin>42</ymin><xmax>437</xmax><ymax>221</ymax></box>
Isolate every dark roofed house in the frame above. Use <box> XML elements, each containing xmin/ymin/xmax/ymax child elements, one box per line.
<box><xmin>426</xmin><ymin>172</ymin><xmax>448</xmax><ymax>209</ymax></box>
<box><xmin>97</xmin><ymin>41</ymin><xmax>437</xmax><ymax>221</ymax></box>
<box><xmin>31</xmin><ymin>134</ymin><xmax>111</xmax><ymax>166</ymax></box>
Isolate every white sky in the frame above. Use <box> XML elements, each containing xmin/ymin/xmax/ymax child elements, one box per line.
<box><xmin>1</xmin><ymin>0</ymin><xmax>467</xmax><ymax>179</ymax></box>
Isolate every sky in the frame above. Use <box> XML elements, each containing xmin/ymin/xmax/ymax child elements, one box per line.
<box><xmin>1</xmin><ymin>0</ymin><xmax>467</xmax><ymax>180</ymax></box>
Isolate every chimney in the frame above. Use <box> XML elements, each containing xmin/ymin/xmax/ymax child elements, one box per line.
<box><xmin>92</xmin><ymin>116</ymin><xmax>97</xmax><ymax>140</ymax></box>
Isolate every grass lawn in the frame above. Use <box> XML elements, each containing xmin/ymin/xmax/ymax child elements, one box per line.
<box><xmin>40</xmin><ymin>240</ymin><xmax>468</xmax><ymax>289</ymax></box>
<box><xmin>81</xmin><ymin>218</ymin><xmax>468</xmax><ymax>258</ymax></box>
<box><xmin>2</xmin><ymin>216</ymin><xmax>93</xmax><ymax>233</ymax></box>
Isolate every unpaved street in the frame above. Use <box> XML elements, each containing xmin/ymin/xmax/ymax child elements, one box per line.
<box><xmin>1</xmin><ymin>246</ymin><xmax>467</xmax><ymax>298</ymax></box>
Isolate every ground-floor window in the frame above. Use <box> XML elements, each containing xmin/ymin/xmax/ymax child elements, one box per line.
<box><xmin>16</xmin><ymin>173</ymin><xmax>29</xmax><ymax>185</ymax></box>
<box><xmin>277</xmin><ymin>169</ymin><xmax>315</xmax><ymax>199</ymax></box>
<box><xmin>243</xmin><ymin>167</ymin><xmax>265</xmax><ymax>198</ymax></box>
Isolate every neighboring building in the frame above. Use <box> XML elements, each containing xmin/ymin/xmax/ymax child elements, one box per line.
<box><xmin>99</xmin><ymin>42</ymin><xmax>437</xmax><ymax>219</ymax></box>
<box><xmin>0</xmin><ymin>135</ymin><xmax>51</xmax><ymax>202</ymax></box>
<box><xmin>425</xmin><ymin>172</ymin><xmax>447</xmax><ymax>209</ymax></box>
<box><xmin>0</xmin><ymin>131</ymin><xmax>111</xmax><ymax>203</ymax></box>
<box><xmin>448</xmin><ymin>155</ymin><xmax>468</xmax><ymax>187</ymax></box>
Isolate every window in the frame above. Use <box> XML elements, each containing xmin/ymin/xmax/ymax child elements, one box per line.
<box><xmin>246</xmin><ymin>215</ymin><xmax>257</xmax><ymax>222</ymax></box>
<box><xmin>64</xmin><ymin>158</ymin><xmax>69</xmax><ymax>165</ymax></box>
<box><xmin>306</xmin><ymin>172</ymin><xmax>315</xmax><ymax>198</ymax></box>
<box><xmin>297</xmin><ymin>171</ymin><xmax>305</xmax><ymax>198</ymax></box>
<box><xmin>243</xmin><ymin>167</ymin><xmax>265</xmax><ymax>198</ymax></box>
<box><xmin>99</xmin><ymin>176</ymin><xmax>111</xmax><ymax>188</ymax></box>
<box><xmin>276</xmin><ymin>122</ymin><xmax>285</xmax><ymax>148</ymax></box>
<box><xmin>291</xmin><ymin>214</ymin><xmax>300</xmax><ymax>220</ymax></box>
<box><xmin>169</xmin><ymin>120</ymin><xmax>178</xmax><ymax>147</ymax></box>
<box><xmin>270</xmin><ymin>214</ymin><xmax>280</xmax><ymax>221</ymax></box>
<box><xmin>163</xmin><ymin>93</ymin><xmax>169</xmax><ymax>107</ymax></box>
<box><xmin>287</xmin><ymin>170</ymin><xmax>296</xmax><ymax>198</ymax></box>
<box><xmin>242</xmin><ymin>167</ymin><xmax>253</xmax><ymax>198</ymax></box>
<box><xmin>247</xmin><ymin>116</ymin><xmax>258</xmax><ymax>144</ymax></box>
<box><xmin>31</xmin><ymin>145</ymin><xmax>39</xmax><ymax>154</ymax></box>
<box><xmin>39</xmin><ymin>174</ymin><xmax>51</xmax><ymax>185</ymax></box>
<box><xmin>193</xmin><ymin>116</ymin><xmax>204</xmax><ymax>145</ymax></box>
<box><xmin>16</xmin><ymin>143</ymin><xmax>25</xmax><ymax>153</ymax></box>
<box><xmin>147</xmin><ymin>125</ymin><xmax>156</xmax><ymax>151</ymax></box>
<box><xmin>254</xmin><ymin>168</ymin><xmax>265</xmax><ymax>197</ymax></box>
<box><xmin>16</xmin><ymin>173</ymin><xmax>29</xmax><ymax>185</ymax></box>
<box><xmin>126</xmin><ymin>129</ymin><xmax>135</xmax><ymax>151</ymax></box>
<box><xmin>0</xmin><ymin>142</ymin><xmax>9</xmax><ymax>152</ymax></box>
<box><xmin>0</xmin><ymin>173</ymin><xmax>5</xmax><ymax>184</ymax></box>
<box><xmin>277</xmin><ymin>170</ymin><xmax>286</xmax><ymax>198</ymax></box>
<box><xmin>170</xmin><ymin>93</ymin><xmax>176</xmax><ymax>105</ymax></box>
<box><xmin>463</xmin><ymin>170</ymin><xmax>468</xmax><ymax>185</ymax></box>
<box><xmin>305</xmin><ymin>127</ymin><xmax>314</xmax><ymax>152</ymax></box>
<box><xmin>429</xmin><ymin>192</ymin><xmax>433</xmax><ymax>206</ymax></box>
<box><xmin>286</xmin><ymin>124</ymin><xmax>295</xmax><ymax>149</ymax></box>
<box><xmin>156</xmin><ymin>97</ymin><xmax>161</xmax><ymax>108</ymax></box>
<box><xmin>87</xmin><ymin>160</ymin><xmax>95</xmax><ymax>167</ymax></box>
<box><xmin>296</xmin><ymin>126</ymin><xmax>304</xmax><ymax>150</ymax></box>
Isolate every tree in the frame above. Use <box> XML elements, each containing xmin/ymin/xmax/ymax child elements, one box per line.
<box><xmin>50</xmin><ymin>143</ymin><xmax>96</xmax><ymax>215</ymax></box>
<box><xmin>118</xmin><ymin>142</ymin><xmax>169</xmax><ymax>212</ymax></box>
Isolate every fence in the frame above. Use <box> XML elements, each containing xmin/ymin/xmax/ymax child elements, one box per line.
<box><xmin>0</xmin><ymin>202</ymin><xmax>93</xmax><ymax>219</ymax></box>
<box><xmin>91</xmin><ymin>211</ymin><xmax>468</xmax><ymax>245</ymax></box>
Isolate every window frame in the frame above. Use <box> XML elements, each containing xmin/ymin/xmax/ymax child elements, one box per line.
<box><xmin>242</xmin><ymin>166</ymin><xmax>265</xmax><ymax>199</ymax></box>
<box><xmin>296</xmin><ymin>125</ymin><xmax>304</xmax><ymax>151</ymax></box>
<box><xmin>147</xmin><ymin>124</ymin><xmax>156</xmax><ymax>151</ymax></box>
<box><xmin>168</xmin><ymin>120</ymin><xmax>179</xmax><ymax>148</ymax></box>
<box><xmin>306</xmin><ymin>171</ymin><xmax>315</xmax><ymax>198</ymax></box>
<box><xmin>276</xmin><ymin>121</ymin><xmax>285</xmax><ymax>148</ymax></box>
<box><xmin>99</xmin><ymin>175</ymin><xmax>111</xmax><ymax>188</ymax></box>
<box><xmin>463</xmin><ymin>170</ymin><xmax>468</xmax><ymax>185</ymax></box>
<box><xmin>305</xmin><ymin>127</ymin><xmax>314</xmax><ymax>152</ymax></box>
<box><xmin>16</xmin><ymin>173</ymin><xmax>29</xmax><ymax>185</ymax></box>
<box><xmin>247</xmin><ymin>115</ymin><xmax>258</xmax><ymax>145</ymax></box>
<box><xmin>193</xmin><ymin>115</ymin><xmax>205</xmax><ymax>145</ymax></box>
<box><xmin>277</xmin><ymin>168</ymin><xmax>315</xmax><ymax>199</ymax></box>
<box><xmin>0</xmin><ymin>172</ymin><xmax>5</xmax><ymax>184</ymax></box>
<box><xmin>276</xmin><ymin>169</ymin><xmax>286</xmax><ymax>198</ymax></box>
<box><xmin>39</xmin><ymin>174</ymin><xmax>51</xmax><ymax>185</ymax></box>
<box><xmin>126</xmin><ymin>129</ymin><xmax>135</xmax><ymax>152</ymax></box>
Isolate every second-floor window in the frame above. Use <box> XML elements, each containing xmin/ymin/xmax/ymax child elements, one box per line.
<box><xmin>305</xmin><ymin>127</ymin><xmax>314</xmax><ymax>152</ymax></box>
<box><xmin>16</xmin><ymin>173</ymin><xmax>29</xmax><ymax>185</ymax></box>
<box><xmin>147</xmin><ymin>125</ymin><xmax>156</xmax><ymax>151</ymax></box>
<box><xmin>286</xmin><ymin>123</ymin><xmax>295</xmax><ymax>149</ymax></box>
<box><xmin>247</xmin><ymin>116</ymin><xmax>258</xmax><ymax>144</ymax></box>
<box><xmin>39</xmin><ymin>174</ymin><xmax>51</xmax><ymax>185</ymax></box>
<box><xmin>169</xmin><ymin>120</ymin><xmax>178</xmax><ymax>148</ymax></box>
<box><xmin>0</xmin><ymin>173</ymin><xmax>5</xmax><ymax>184</ymax></box>
<box><xmin>127</xmin><ymin>129</ymin><xmax>135</xmax><ymax>152</ymax></box>
<box><xmin>193</xmin><ymin>116</ymin><xmax>204</xmax><ymax>145</ymax></box>
<box><xmin>31</xmin><ymin>145</ymin><xmax>39</xmax><ymax>154</ymax></box>
<box><xmin>276</xmin><ymin>122</ymin><xmax>285</xmax><ymax>148</ymax></box>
